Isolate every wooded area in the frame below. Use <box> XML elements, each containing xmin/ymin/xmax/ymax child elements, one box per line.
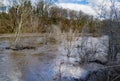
<box><xmin>0</xmin><ymin>0</ymin><xmax>101</xmax><ymax>35</ymax></box>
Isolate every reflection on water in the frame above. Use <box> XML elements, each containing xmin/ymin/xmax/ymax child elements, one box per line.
<box><xmin>0</xmin><ymin>37</ymin><xmax>99</xmax><ymax>81</ymax></box>
<box><xmin>10</xmin><ymin>51</ymin><xmax>56</xmax><ymax>81</ymax></box>
<box><xmin>0</xmin><ymin>38</ymin><xmax>57</xmax><ymax>81</ymax></box>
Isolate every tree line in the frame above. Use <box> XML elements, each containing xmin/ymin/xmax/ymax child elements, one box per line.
<box><xmin>0</xmin><ymin>0</ymin><xmax>101</xmax><ymax>35</ymax></box>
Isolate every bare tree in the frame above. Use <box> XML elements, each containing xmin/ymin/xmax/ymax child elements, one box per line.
<box><xmin>94</xmin><ymin>0</ymin><xmax>120</xmax><ymax>61</ymax></box>
<box><xmin>106</xmin><ymin>0</ymin><xmax>120</xmax><ymax>61</ymax></box>
<box><xmin>11</xmin><ymin>0</ymin><xmax>32</xmax><ymax>46</ymax></box>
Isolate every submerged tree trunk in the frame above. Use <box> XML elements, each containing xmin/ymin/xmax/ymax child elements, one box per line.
<box><xmin>14</xmin><ymin>15</ymin><xmax>23</xmax><ymax>46</ymax></box>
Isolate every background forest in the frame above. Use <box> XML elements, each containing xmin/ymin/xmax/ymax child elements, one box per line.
<box><xmin>0</xmin><ymin>0</ymin><xmax>102</xmax><ymax>35</ymax></box>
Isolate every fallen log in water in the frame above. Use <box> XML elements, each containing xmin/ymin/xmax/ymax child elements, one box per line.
<box><xmin>5</xmin><ymin>46</ymin><xmax>36</xmax><ymax>51</ymax></box>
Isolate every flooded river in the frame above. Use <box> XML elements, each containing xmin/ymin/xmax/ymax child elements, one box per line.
<box><xmin>0</xmin><ymin>36</ymin><xmax>109</xmax><ymax>81</ymax></box>
<box><xmin>0</xmin><ymin>37</ymin><xmax>60</xmax><ymax>81</ymax></box>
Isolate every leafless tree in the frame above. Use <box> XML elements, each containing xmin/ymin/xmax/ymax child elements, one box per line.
<box><xmin>94</xmin><ymin>0</ymin><xmax>120</xmax><ymax>61</ymax></box>
<box><xmin>11</xmin><ymin>0</ymin><xmax>33</xmax><ymax>46</ymax></box>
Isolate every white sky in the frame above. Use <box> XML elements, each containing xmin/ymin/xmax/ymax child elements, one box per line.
<box><xmin>57</xmin><ymin>0</ymin><xmax>120</xmax><ymax>16</ymax></box>
<box><xmin>0</xmin><ymin>0</ymin><xmax>10</xmax><ymax>6</ymax></box>
<box><xmin>56</xmin><ymin>3</ymin><xmax>97</xmax><ymax>16</ymax></box>
<box><xmin>0</xmin><ymin>0</ymin><xmax>120</xmax><ymax>16</ymax></box>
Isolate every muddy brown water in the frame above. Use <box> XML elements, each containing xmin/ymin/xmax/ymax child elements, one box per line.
<box><xmin>0</xmin><ymin>37</ymin><xmax>59</xmax><ymax>81</ymax></box>
<box><xmin>0</xmin><ymin>36</ymin><xmax>110</xmax><ymax>81</ymax></box>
